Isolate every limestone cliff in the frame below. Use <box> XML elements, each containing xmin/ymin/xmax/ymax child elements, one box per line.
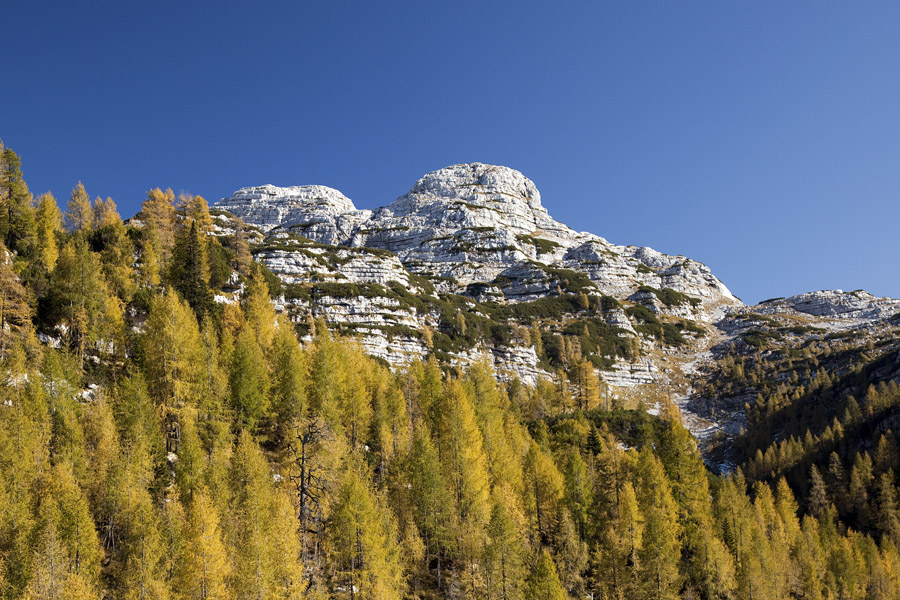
<box><xmin>214</xmin><ymin>163</ymin><xmax>743</xmax><ymax>387</ymax></box>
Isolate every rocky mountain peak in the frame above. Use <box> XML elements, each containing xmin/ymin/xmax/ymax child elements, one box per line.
<box><xmin>216</xmin><ymin>163</ymin><xmax>739</xmax><ymax>305</ymax></box>
<box><xmin>370</xmin><ymin>163</ymin><xmax>573</xmax><ymax>246</ymax></box>
<box><xmin>216</xmin><ymin>184</ymin><xmax>370</xmax><ymax>246</ymax></box>
<box><xmin>216</xmin><ymin>184</ymin><xmax>359</xmax><ymax>229</ymax></box>
<box><xmin>390</xmin><ymin>162</ymin><xmax>543</xmax><ymax>214</ymax></box>
<box><xmin>209</xmin><ymin>162</ymin><xmax>752</xmax><ymax>387</ymax></box>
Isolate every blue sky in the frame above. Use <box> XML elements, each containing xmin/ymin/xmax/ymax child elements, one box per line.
<box><xmin>3</xmin><ymin>2</ymin><xmax>899</xmax><ymax>303</ymax></box>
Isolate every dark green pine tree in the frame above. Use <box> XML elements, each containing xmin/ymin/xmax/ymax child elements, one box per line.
<box><xmin>229</xmin><ymin>326</ymin><xmax>270</xmax><ymax>432</ymax></box>
<box><xmin>170</xmin><ymin>220</ymin><xmax>213</xmax><ymax>316</ymax></box>
<box><xmin>0</xmin><ymin>145</ymin><xmax>37</xmax><ymax>256</ymax></box>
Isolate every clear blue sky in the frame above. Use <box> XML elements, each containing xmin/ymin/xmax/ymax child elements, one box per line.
<box><xmin>3</xmin><ymin>2</ymin><xmax>899</xmax><ymax>304</ymax></box>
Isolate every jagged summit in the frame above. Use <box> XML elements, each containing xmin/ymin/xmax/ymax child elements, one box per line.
<box><xmin>387</xmin><ymin>162</ymin><xmax>545</xmax><ymax>216</ymax></box>
<box><xmin>218</xmin><ymin>163</ymin><xmax>563</xmax><ymax>241</ymax></box>
<box><xmin>216</xmin><ymin>162</ymin><xmax>738</xmax><ymax>307</ymax></box>
<box><xmin>368</xmin><ymin>163</ymin><xmax>574</xmax><ymax>249</ymax></box>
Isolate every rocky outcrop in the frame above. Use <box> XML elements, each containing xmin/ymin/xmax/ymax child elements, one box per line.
<box><xmin>755</xmin><ymin>289</ymin><xmax>900</xmax><ymax>326</ymax></box>
<box><xmin>352</xmin><ymin>163</ymin><xmax>574</xmax><ymax>284</ymax></box>
<box><xmin>220</xmin><ymin>163</ymin><xmax>737</xmax><ymax>308</ymax></box>
<box><xmin>217</xmin><ymin>185</ymin><xmax>370</xmax><ymax>245</ymax></box>
<box><xmin>255</xmin><ymin>234</ymin><xmax>414</xmax><ymax>289</ymax></box>
<box><xmin>215</xmin><ymin>163</ymin><xmax>744</xmax><ymax>388</ymax></box>
<box><xmin>297</xmin><ymin>294</ymin><xmax>427</xmax><ymax>365</ymax></box>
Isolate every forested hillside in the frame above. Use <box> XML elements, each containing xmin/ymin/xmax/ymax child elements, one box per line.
<box><xmin>3</xmin><ymin>142</ymin><xmax>900</xmax><ymax>599</ymax></box>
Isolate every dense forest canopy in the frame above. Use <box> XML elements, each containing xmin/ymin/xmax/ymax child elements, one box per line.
<box><xmin>2</xmin><ymin>141</ymin><xmax>900</xmax><ymax>599</ymax></box>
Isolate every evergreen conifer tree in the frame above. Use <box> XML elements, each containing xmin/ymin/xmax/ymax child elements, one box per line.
<box><xmin>229</xmin><ymin>327</ymin><xmax>270</xmax><ymax>432</ymax></box>
<box><xmin>170</xmin><ymin>221</ymin><xmax>212</xmax><ymax>316</ymax></box>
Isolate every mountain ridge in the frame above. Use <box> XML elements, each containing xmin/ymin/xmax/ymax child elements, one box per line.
<box><xmin>214</xmin><ymin>163</ymin><xmax>744</xmax><ymax>390</ymax></box>
<box><xmin>214</xmin><ymin>163</ymin><xmax>900</xmax><ymax>463</ymax></box>
<box><xmin>217</xmin><ymin>162</ymin><xmax>737</xmax><ymax>304</ymax></box>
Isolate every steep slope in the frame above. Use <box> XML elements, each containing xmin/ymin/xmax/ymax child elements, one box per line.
<box><xmin>682</xmin><ymin>289</ymin><xmax>900</xmax><ymax>471</ymax></box>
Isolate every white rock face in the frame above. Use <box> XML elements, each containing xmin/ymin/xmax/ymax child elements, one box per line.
<box><xmin>604</xmin><ymin>358</ymin><xmax>661</xmax><ymax>388</ymax></box>
<box><xmin>255</xmin><ymin>245</ymin><xmax>412</xmax><ymax>288</ymax></box>
<box><xmin>290</xmin><ymin>293</ymin><xmax>428</xmax><ymax>367</ymax></box>
<box><xmin>755</xmin><ymin>290</ymin><xmax>900</xmax><ymax>326</ymax></box>
<box><xmin>489</xmin><ymin>344</ymin><xmax>544</xmax><ymax>386</ymax></box>
<box><xmin>215</xmin><ymin>163</ymin><xmax>745</xmax><ymax>389</ymax></box>
<box><xmin>217</xmin><ymin>185</ymin><xmax>371</xmax><ymax>245</ymax></box>
<box><xmin>360</xmin><ymin>163</ymin><xmax>572</xmax><ymax>247</ymax></box>
<box><xmin>218</xmin><ymin>163</ymin><xmax>738</xmax><ymax>308</ymax></box>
